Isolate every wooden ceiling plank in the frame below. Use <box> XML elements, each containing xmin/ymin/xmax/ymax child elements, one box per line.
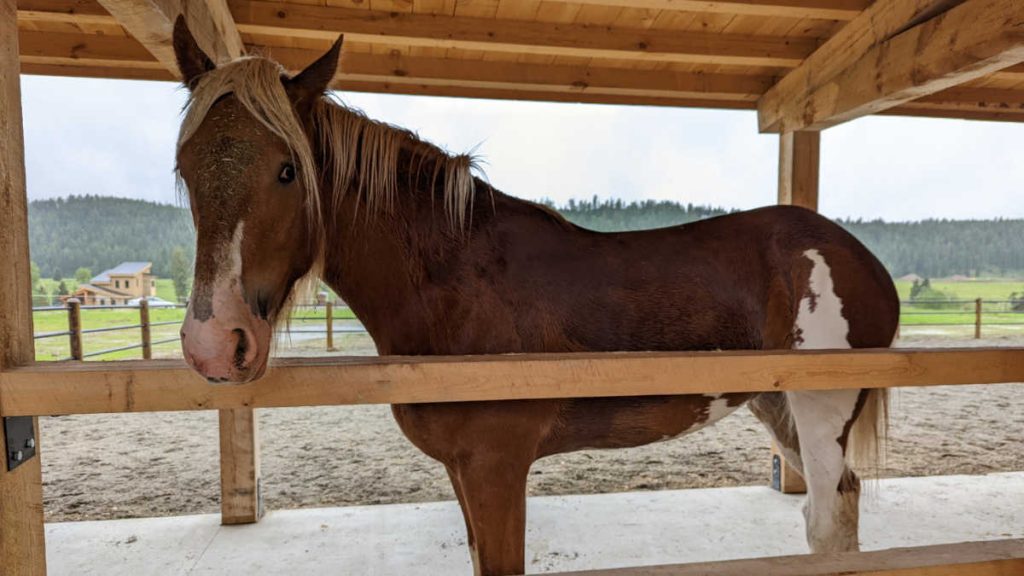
<box><xmin>229</xmin><ymin>0</ymin><xmax>817</xmax><ymax>67</ymax></box>
<box><xmin>762</xmin><ymin>0</ymin><xmax>1024</xmax><ymax>132</ymax></box>
<box><xmin>757</xmin><ymin>0</ymin><xmax>968</xmax><ymax>132</ymax></box>
<box><xmin>255</xmin><ymin>44</ymin><xmax>770</xmax><ymax>101</ymax></box>
<box><xmin>95</xmin><ymin>0</ymin><xmax>243</xmax><ymax>78</ymax></box>
<box><xmin>537</xmin><ymin>0</ymin><xmax>867</xmax><ymax>21</ymax></box>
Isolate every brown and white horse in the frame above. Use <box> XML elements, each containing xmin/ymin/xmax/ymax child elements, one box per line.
<box><xmin>173</xmin><ymin>20</ymin><xmax>898</xmax><ymax>576</ymax></box>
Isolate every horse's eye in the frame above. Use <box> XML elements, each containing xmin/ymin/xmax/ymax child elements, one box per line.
<box><xmin>278</xmin><ymin>163</ymin><xmax>296</xmax><ymax>184</ymax></box>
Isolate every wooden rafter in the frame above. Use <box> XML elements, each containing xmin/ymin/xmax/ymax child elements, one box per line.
<box><xmin>538</xmin><ymin>0</ymin><xmax>869</xmax><ymax>21</ymax></box>
<box><xmin>257</xmin><ymin>45</ymin><xmax>772</xmax><ymax>102</ymax></box>
<box><xmin>95</xmin><ymin>0</ymin><xmax>243</xmax><ymax>78</ymax></box>
<box><xmin>759</xmin><ymin>0</ymin><xmax>1024</xmax><ymax>132</ymax></box>
<box><xmin>229</xmin><ymin>0</ymin><xmax>816</xmax><ymax>68</ymax></box>
<box><xmin>757</xmin><ymin>0</ymin><xmax>968</xmax><ymax>132</ymax></box>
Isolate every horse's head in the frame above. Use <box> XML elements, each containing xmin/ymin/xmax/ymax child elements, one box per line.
<box><xmin>173</xmin><ymin>18</ymin><xmax>342</xmax><ymax>383</ymax></box>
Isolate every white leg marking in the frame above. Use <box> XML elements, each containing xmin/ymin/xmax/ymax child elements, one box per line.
<box><xmin>789</xmin><ymin>248</ymin><xmax>861</xmax><ymax>552</ymax></box>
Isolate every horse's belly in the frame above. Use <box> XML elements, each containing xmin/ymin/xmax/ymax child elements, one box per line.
<box><xmin>538</xmin><ymin>392</ymin><xmax>753</xmax><ymax>456</ymax></box>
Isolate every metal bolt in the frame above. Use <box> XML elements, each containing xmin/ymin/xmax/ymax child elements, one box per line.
<box><xmin>25</xmin><ymin>438</ymin><xmax>35</xmax><ymax>449</ymax></box>
<box><xmin>11</xmin><ymin>450</ymin><xmax>23</xmax><ymax>462</ymax></box>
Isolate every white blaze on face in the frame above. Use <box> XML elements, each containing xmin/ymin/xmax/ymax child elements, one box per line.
<box><xmin>182</xmin><ymin>221</ymin><xmax>269</xmax><ymax>382</ymax></box>
<box><xmin>794</xmin><ymin>249</ymin><xmax>850</xmax><ymax>350</ymax></box>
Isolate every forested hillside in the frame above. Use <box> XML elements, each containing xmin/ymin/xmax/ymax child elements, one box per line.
<box><xmin>28</xmin><ymin>196</ymin><xmax>194</xmax><ymax>278</ymax></box>
<box><xmin>27</xmin><ymin>195</ymin><xmax>1024</xmax><ymax>280</ymax></box>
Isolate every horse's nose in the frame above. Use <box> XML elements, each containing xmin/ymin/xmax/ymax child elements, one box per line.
<box><xmin>231</xmin><ymin>326</ymin><xmax>258</xmax><ymax>370</ymax></box>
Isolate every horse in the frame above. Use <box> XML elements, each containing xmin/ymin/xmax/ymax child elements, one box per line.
<box><xmin>172</xmin><ymin>18</ymin><xmax>898</xmax><ymax>576</ymax></box>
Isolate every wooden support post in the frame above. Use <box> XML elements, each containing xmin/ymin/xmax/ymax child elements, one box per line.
<box><xmin>771</xmin><ymin>441</ymin><xmax>807</xmax><ymax>494</ymax></box>
<box><xmin>67</xmin><ymin>298</ymin><xmax>83</xmax><ymax>361</ymax></box>
<box><xmin>0</xmin><ymin>0</ymin><xmax>47</xmax><ymax>569</ymax></box>
<box><xmin>218</xmin><ymin>408</ymin><xmax>262</xmax><ymax>524</ymax></box>
<box><xmin>778</xmin><ymin>131</ymin><xmax>820</xmax><ymax>209</ymax></box>
<box><xmin>975</xmin><ymin>298</ymin><xmax>982</xmax><ymax>339</ymax></box>
<box><xmin>772</xmin><ymin>129</ymin><xmax>820</xmax><ymax>494</ymax></box>
<box><xmin>325</xmin><ymin>300</ymin><xmax>334</xmax><ymax>351</ymax></box>
<box><xmin>139</xmin><ymin>299</ymin><xmax>151</xmax><ymax>360</ymax></box>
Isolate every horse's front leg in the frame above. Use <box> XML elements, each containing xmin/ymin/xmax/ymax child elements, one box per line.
<box><xmin>449</xmin><ymin>451</ymin><xmax>531</xmax><ymax>576</ymax></box>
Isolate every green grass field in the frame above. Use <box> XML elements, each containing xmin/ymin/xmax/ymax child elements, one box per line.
<box><xmin>893</xmin><ymin>279</ymin><xmax>1024</xmax><ymax>327</ymax></box>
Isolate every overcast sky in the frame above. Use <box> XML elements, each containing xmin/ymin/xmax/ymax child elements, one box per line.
<box><xmin>20</xmin><ymin>75</ymin><xmax>1024</xmax><ymax>222</ymax></box>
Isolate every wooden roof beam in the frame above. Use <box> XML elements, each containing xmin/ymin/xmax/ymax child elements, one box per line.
<box><xmin>538</xmin><ymin>0</ymin><xmax>869</xmax><ymax>21</ymax></box>
<box><xmin>757</xmin><ymin>0</ymin><xmax>968</xmax><ymax>132</ymax></box>
<box><xmin>95</xmin><ymin>0</ymin><xmax>243</xmax><ymax>79</ymax></box>
<box><xmin>255</xmin><ymin>45</ymin><xmax>771</xmax><ymax>103</ymax></box>
<box><xmin>758</xmin><ymin>0</ymin><xmax>1024</xmax><ymax>132</ymax></box>
<box><xmin>229</xmin><ymin>0</ymin><xmax>817</xmax><ymax>68</ymax></box>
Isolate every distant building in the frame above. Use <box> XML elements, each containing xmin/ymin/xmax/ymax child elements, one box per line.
<box><xmin>69</xmin><ymin>262</ymin><xmax>157</xmax><ymax>306</ymax></box>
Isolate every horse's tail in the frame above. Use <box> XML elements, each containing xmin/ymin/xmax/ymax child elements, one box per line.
<box><xmin>848</xmin><ymin>387</ymin><xmax>889</xmax><ymax>475</ymax></box>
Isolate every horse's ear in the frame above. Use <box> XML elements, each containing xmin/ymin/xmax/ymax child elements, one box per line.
<box><xmin>285</xmin><ymin>35</ymin><xmax>343</xmax><ymax>110</ymax></box>
<box><xmin>173</xmin><ymin>15</ymin><xmax>215</xmax><ymax>90</ymax></box>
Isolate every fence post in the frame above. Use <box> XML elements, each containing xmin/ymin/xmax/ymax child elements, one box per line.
<box><xmin>139</xmin><ymin>299</ymin><xmax>152</xmax><ymax>360</ymax></box>
<box><xmin>975</xmin><ymin>298</ymin><xmax>982</xmax><ymax>339</ymax></box>
<box><xmin>67</xmin><ymin>298</ymin><xmax>83</xmax><ymax>360</ymax></box>
<box><xmin>326</xmin><ymin>300</ymin><xmax>334</xmax><ymax>351</ymax></box>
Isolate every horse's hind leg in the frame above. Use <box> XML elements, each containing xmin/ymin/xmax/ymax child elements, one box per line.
<box><xmin>449</xmin><ymin>453</ymin><xmax>531</xmax><ymax>576</ymax></box>
<box><xmin>786</xmin><ymin>389</ymin><xmax>866</xmax><ymax>553</ymax></box>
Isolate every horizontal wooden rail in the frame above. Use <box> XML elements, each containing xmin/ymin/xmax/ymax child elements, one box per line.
<box><xmin>544</xmin><ymin>538</ymin><xmax>1024</xmax><ymax>576</ymax></box>
<box><xmin>1</xmin><ymin>348</ymin><xmax>1022</xmax><ymax>417</ymax></box>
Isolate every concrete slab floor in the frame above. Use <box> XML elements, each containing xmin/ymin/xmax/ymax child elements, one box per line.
<box><xmin>46</xmin><ymin>473</ymin><xmax>1024</xmax><ymax>575</ymax></box>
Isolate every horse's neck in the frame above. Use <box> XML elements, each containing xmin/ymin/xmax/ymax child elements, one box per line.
<box><xmin>319</xmin><ymin>155</ymin><xmax>542</xmax><ymax>355</ymax></box>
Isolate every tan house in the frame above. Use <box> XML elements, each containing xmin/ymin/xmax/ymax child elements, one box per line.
<box><xmin>70</xmin><ymin>262</ymin><xmax>157</xmax><ymax>306</ymax></box>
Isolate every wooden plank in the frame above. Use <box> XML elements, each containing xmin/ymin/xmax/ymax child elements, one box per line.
<box><xmin>230</xmin><ymin>0</ymin><xmax>817</xmax><ymax>67</ymax></box>
<box><xmin>18</xmin><ymin>28</ymin><xmax>163</xmax><ymax>68</ymax></box>
<box><xmin>0</xmin><ymin>0</ymin><xmax>45</xmax><ymax>571</ymax></box>
<box><xmin>218</xmin><ymin>408</ymin><xmax>262</xmax><ymax>524</ymax></box>
<box><xmin>537</xmin><ymin>0</ymin><xmax>869</xmax><ymax>21</ymax></box>
<box><xmin>96</xmin><ymin>0</ymin><xmax>243</xmax><ymax>77</ymax></box>
<box><xmin>777</xmin><ymin>130</ymin><xmax>819</xmax><ymax>209</ymax></box>
<box><xmin>761</xmin><ymin>0</ymin><xmax>1024</xmax><ymax>132</ymax></box>
<box><xmin>19</xmin><ymin>61</ymin><xmax>172</xmax><ymax>80</ymax></box>
<box><xmin>758</xmin><ymin>0</ymin><xmax>967</xmax><ymax>132</ymax></box>
<box><xmin>257</xmin><ymin>45</ymin><xmax>772</xmax><ymax>101</ymax></box>
<box><xmin>543</xmin><ymin>538</ymin><xmax>1024</xmax><ymax>575</ymax></box>
<box><xmin>17</xmin><ymin>0</ymin><xmax>116</xmax><ymax>26</ymax></box>
<box><xmin>0</xmin><ymin>348</ymin><xmax>1022</xmax><ymax>416</ymax></box>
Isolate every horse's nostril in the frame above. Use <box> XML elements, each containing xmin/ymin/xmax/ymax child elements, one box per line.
<box><xmin>232</xmin><ymin>328</ymin><xmax>250</xmax><ymax>370</ymax></box>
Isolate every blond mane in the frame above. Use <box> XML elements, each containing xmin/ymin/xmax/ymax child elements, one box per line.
<box><xmin>176</xmin><ymin>56</ymin><xmax>480</xmax><ymax>238</ymax></box>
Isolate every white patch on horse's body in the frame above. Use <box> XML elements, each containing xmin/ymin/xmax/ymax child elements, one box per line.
<box><xmin>793</xmin><ymin>249</ymin><xmax>850</xmax><ymax>350</ymax></box>
<box><xmin>786</xmin><ymin>248</ymin><xmax>862</xmax><ymax>552</ymax></box>
<box><xmin>658</xmin><ymin>394</ymin><xmax>741</xmax><ymax>442</ymax></box>
<box><xmin>210</xmin><ymin>222</ymin><xmax>246</xmax><ymax>316</ymax></box>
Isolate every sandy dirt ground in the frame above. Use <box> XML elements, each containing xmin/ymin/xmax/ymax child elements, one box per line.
<box><xmin>39</xmin><ymin>334</ymin><xmax>1024</xmax><ymax>522</ymax></box>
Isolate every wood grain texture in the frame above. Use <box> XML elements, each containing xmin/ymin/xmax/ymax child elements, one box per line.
<box><xmin>536</xmin><ymin>0</ymin><xmax>868</xmax><ymax>21</ymax></box>
<box><xmin>230</xmin><ymin>0</ymin><xmax>816</xmax><ymax>67</ymax></box>
<box><xmin>543</xmin><ymin>538</ymin><xmax>1024</xmax><ymax>575</ymax></box>
<box><xmin>218</xmin><ymin>407</ymin><xmax>262</xmax><ymax>524</ymax></box>
<box><xmin>777</xmin><ymin>131</ymin><xmax>819</xmax><ymax>209</ymax></box>
<box><xmin>758</xmin><ymin>0</ymin><xmax>967</xmax><ymax>131</ymax></box>
<box><xmin>0</xmin><ymin>348</ymin><xmax>1022</xmax><ymax>416</ymax></box>
<box><xmin>0</xmin><ymin>0</ymin><xmax>46</xmax><ymax>571</ymax></box>
<box><xmin>764</xmin><ymin>0</ymin><xmax>1024</xmax><ymax>132</ymax></box>
<box><xmin>96</xmin><ymin>0</ymin><xmax>243</xmax><ymax>77</ymax></box>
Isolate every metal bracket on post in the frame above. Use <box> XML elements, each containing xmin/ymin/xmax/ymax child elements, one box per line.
<box><xmin>4</xmin><ymin>416</ymin><xmax>37</xmax><ymax>472</ymax></box>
